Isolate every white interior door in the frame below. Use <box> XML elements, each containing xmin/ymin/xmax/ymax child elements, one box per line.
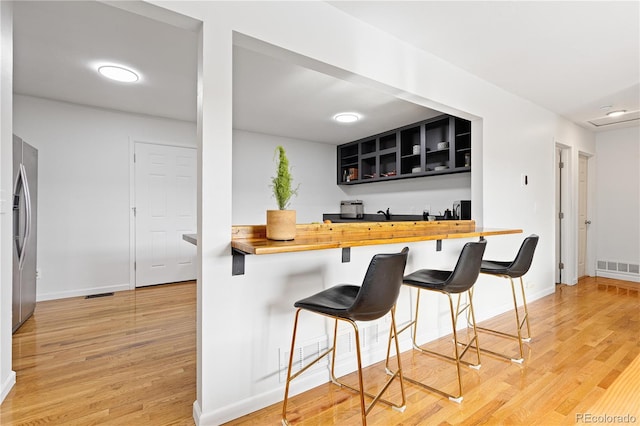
<box><xmin>578</xmin><ymin>154</ymin><xmax>588</xmax><ymax>279</ymax></box>
<box><xmin>134</xmin><ymin>142</ymin><xmax>196</xmax><ymax>287</ymax></box>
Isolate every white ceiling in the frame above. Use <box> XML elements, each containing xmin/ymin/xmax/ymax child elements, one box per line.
<box><xmin>12</xmin><ymin>1</ymin><xmax>640</xmax><ymax>144</ymax></box>
<box><xmin>329</xmin><ymin>1</ymin><xmax>640</xmax><ymax>131</ymax></box>
<box><xmin>13</xmin><ymin>1</ymin><xmax>198</xmax><ymax>123</ymax></box>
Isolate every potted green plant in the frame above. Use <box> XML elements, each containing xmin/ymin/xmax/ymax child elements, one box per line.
<box><xmin>266</xmin><ymin>145</ymin><xmax>299</xmax><ymax>240</ymax></box>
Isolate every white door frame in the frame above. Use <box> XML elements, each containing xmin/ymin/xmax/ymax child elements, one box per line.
<box><xmin>128</xmin><ymin>138</ymin><xmax>197</xmax><ymax>290</ymax></box>
<box><xmin>555</xmin><ymin>143</ymin><xmax>571</xmax><ymax>284</ymax></box>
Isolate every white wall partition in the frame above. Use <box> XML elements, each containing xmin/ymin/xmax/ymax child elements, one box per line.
<box><xmin>0</xmin><ymin>0</ymin><xmax>603</xmax><ymax>421</ymax></box>
<box><xmin>142</xmin><ymin>2</ymin><xmax>597</xmax><ymax>423</ymax></box>
<box><xmin>0</xmin><ymin>0</ymin><xmax>16</xmax><ymax>404</ymax></box>
<box><xmin>13</xmin><ymin>95</ymin><xmax>196</xmax><ymax>300</ymax></box>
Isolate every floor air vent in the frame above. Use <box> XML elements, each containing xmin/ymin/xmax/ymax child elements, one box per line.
<box><xmin>85</xmin><ymin>292</ymin><xmax>114</xmax><ymax>299</ymax></box>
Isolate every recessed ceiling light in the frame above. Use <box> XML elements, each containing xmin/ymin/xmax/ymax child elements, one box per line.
<box><xmin>98</xmin><ymin>65</ymin><xmax>139</xmax><ymax>83</ymax></box>
<box><xmin>333</xmin><ymin>112</ymin><xmax>361</xmax><ymax>123</ymax></box>
<box><xmin>606</xmin><ymin>110</ymin><xmax>627</xmax><ymax>118</ymax></box>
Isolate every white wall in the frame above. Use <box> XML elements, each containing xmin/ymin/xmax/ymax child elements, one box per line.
<box><xmin>141</xmin><ymin>2</ymin><xmax>598</xmax><ymax>423</ymax></box>
<box><xmin>232</xmin><ymin>130</ymin><xmax>344</xmax><ymax>224</ymax></box>
<box><xmin>13</xmin><ymin>95</ymin><xmax>196</xmax><ymax>300</ymax></box>
<box><xmin>0</xmin><ymin>0</ymin><xmax>16</xmax><ymax>404</ymax></box>
<box><xmin>594</xmin><ymin>126</ymin><xmax>640</xmax><ymax>281</ymax></box>
<box><xmin>339</xmin><ymin>173</ymin><xmax>471</xmax><ymax>217</ymax></box>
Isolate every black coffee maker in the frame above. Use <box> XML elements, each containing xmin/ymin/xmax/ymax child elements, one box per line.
<box><xmin>453</xmin><ymin>200</ymin><xmax>471</xmax><ymax>220</ymax></box>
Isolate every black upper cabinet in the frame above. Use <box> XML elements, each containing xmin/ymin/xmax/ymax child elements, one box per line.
<box><xmin>337</xmin><ymin>114</ymin><xmax>471</xmax><ymax>185</ymax></box>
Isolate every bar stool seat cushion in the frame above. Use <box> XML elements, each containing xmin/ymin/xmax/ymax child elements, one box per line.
<box><xmin>480</xmin><ymin>260</ymin><xmax>513</xmax><ymax>276</ymax></box>
<box><xmin>481</xmin><ymin>235</ymin><xmax>539</xmax><ymax>278</ymax></box>
<box><xmin>403</xmin><ymin>269</ymin><xmax>451</xmax><ymax>289</ymax></box>
<box><xmin>295</xmin><ymin>251</ymin><xmax>409</xmax><ymax>322</ymax></box>
<box><xmin>294</xmin><ymin>285</ymin><xmax>360</xmax><ymax>319</ymax></box>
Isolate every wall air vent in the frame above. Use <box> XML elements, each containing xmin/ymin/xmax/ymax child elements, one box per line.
<box><xmin>279</xmin><ymin>336</ymin><xmax>329</xmax><ymax>383</ymax></box>
<box><xmin>588</xmin><ymin>110</ymin><xmax>640</xmax><ymax>127</ymax></box>
<box><xmin>596</xmin><ymin>260</ymin><xmax>640</xmax><ymax>281</ymax></box>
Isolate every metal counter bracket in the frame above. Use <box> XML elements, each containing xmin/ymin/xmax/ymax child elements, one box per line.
<box><xmin>342</xmin><ymin>247</ymin><xmax>351</xmax><ymax>263</ymax></box>
<box><xmin>232</xmin><ymin>248</ymin><xmax>246</xmax><ymax>276</ymax></box>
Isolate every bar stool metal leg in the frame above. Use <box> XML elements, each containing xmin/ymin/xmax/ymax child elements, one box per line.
<box><xmin>329</xmin><ymin>307</ymin><xmax>407</xmax><ymax>415</ymax></box>
<box><xmin>282</xmin><ymin>309</ymin><xmax>336</xmax><ymax>425</ymax></box>
<box><xmin>385</xmin><ymin>288</ymin><xmax>481</xmax><ymax>403</ymax></box>
<box><xmin>475</xmin><ymin>234</ymin><xmax>538</xmax><ymax>364</ymax></box>
<box><xmin>517</xmin><ymin>276</ymin><xmax>532</xmax><ymax>342</ymax></box>
<box><xmin>283</xmin><ymin>308</ymin><xmax>406</xmax><ymax>425</ymax></box>
<box><xmin>474</xmin><ymin>274</ymin><xmax>532</xmax><ymax>363</ymax></box>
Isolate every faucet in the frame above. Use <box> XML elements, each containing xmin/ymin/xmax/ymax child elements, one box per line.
<box><xmin>377</xmin><ymin>208</ymin><xmax>391</xmax><ymax>220</ymax></box>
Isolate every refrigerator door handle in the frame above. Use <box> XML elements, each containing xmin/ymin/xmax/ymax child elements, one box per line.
<box><xmin>21</xmin><ymin>163</ymin><xmax>32</xmax><ymax>271</ymax></box>
<box><xmin>13</xmin><ymin>164</ymin><xmax>31</xmax><ymax>271</ymax></box>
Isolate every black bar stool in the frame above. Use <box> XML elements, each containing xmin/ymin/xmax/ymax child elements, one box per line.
<box><xmin>476</xmin><ymin>234</ymin><xmax>539</xmax><ymax>363</ymax></box>
<box><xmin>282</xmin><ymin>247</ymin><xmax>409</xmax><ymax>425</ymax></box>
<box><xmin>386</xmin><ymin>240</ymin><xmax>486</xmax><ymax>403</ymax></box>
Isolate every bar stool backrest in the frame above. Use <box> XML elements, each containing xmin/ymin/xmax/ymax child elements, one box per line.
<box><xmin>442</xmin><ymin>240</ymin><xmax>487</xmax><ymax>293</ymax></box>
<box><xmin>503</xmin><ymin>235</ymin><xmax>539</xmax><ymax>278</ymax></box>
<box><xmin>348</xmin><ymin>247</ymin><xmax>409</xmax><ymax>321</ymax></box>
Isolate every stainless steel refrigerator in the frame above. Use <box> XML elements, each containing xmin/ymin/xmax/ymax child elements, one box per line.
<box><xmin>13</xmin><ymin>135</ymin><xmax>38</xmax><ymax>333</ymax></box>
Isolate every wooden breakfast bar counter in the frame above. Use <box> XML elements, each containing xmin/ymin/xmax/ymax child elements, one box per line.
<box><xmin>230</xmin><ymin>220</ymin><xmax>522</xmax><ymax>275</ymax></box>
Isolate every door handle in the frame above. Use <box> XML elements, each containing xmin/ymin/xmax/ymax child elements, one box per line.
<box><xmin>13</xmin><ymin>164</ymin><xmax>30</xmax><ymax>270</ymax></box>
<box><xmin>585</xmin><ymin>220</ymin><xmax>592</xmax><ymax>225</ymax></box>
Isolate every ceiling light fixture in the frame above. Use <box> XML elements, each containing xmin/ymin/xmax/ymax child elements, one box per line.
<box><xmin>606</xmin><ymin>110</ymin><xmax>627</xmax><ymax>118</ymax></box>
<box><xmin>333</xmin><ymin>112</ymin><xmax>361</xmax><ymax>123</ymax></box>
<box><xmin>97</xmin><ymin>65</ymin><xmax>139</xmax><ymax>83</ymax></box>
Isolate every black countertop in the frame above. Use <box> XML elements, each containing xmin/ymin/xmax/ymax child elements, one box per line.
<box><xmin>323</xmin><ymin>213</ymin><xmax>440</xmax><ymax>223</ymax></box>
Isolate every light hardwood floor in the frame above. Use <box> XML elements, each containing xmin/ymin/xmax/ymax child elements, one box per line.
<box><xmin>1</xmin><ymin>281</ymin><xmax>196</xmax><ymax>425</ymax></box>
<box><xmin>1</xmin><ymin>277</ymin><xmax>638</xmax><ymax>425</ymax></box>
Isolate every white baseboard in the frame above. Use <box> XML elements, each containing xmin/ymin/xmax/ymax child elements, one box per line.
<box><xmin>192</xmin><ymin>400</ymin><xmax>202</xmax><ymax>425</ymax></box>
<box><xmin>196</xmin><ymin>371</ymin><xmax>329</xmax><ymax>425</ymax></box>
<box><xmin>1</xmin><ymin>370</ymin><xmax>16</xmax><ymax>403</ymax></box>
<box><xmin>36</xmin><ymin>283</ymin><xmax>131</xmax><ymax>302</ymax></box>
